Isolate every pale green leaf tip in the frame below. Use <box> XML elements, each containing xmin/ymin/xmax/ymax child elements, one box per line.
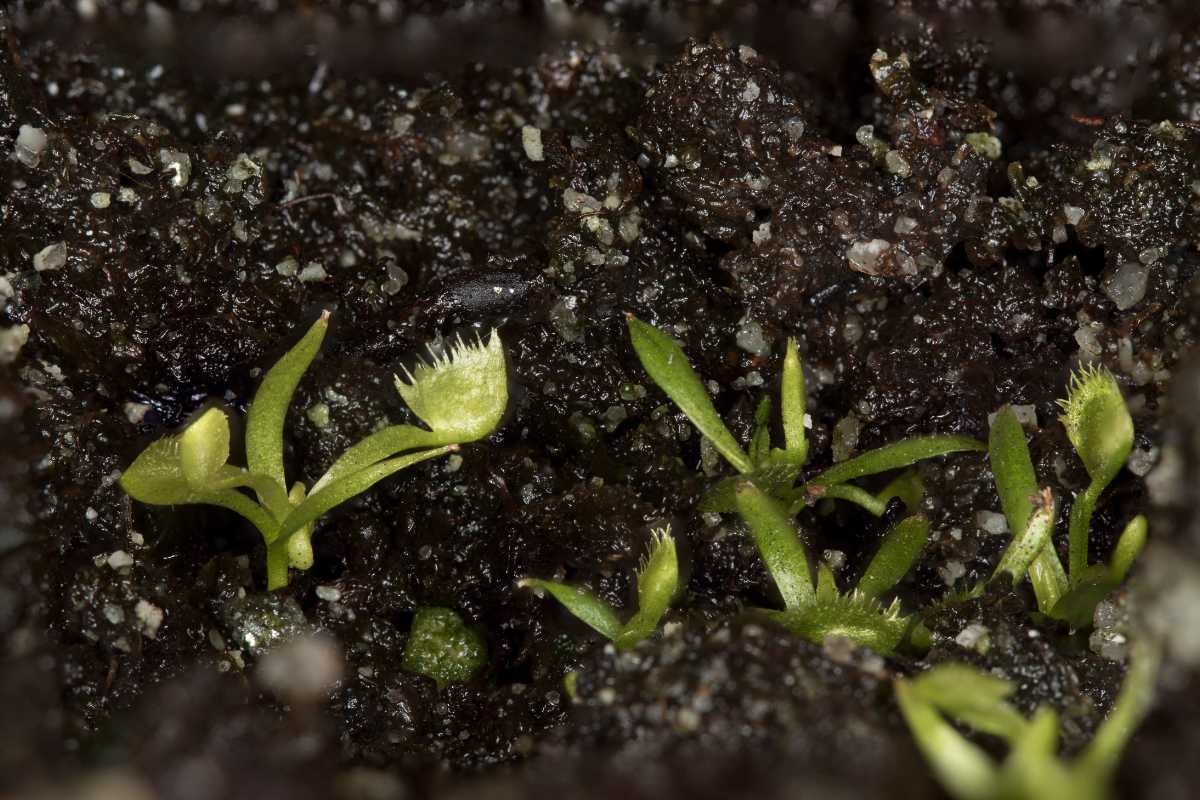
<box><xmin>1058</xmin><ymin>364</ymin><xmax>1133</xmax><ymax>480</ymax></box>
<box><xmin>179</xmin><ymin>407</ymin><xmax>231</xmax><ymax>490</ymax></box>
<box><xmin>394</xmin><ymin>329</ymin><xmax>507</xmax><ymax>443</ymax></box>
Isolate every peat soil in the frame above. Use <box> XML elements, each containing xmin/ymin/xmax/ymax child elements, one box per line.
<box><xmin>2</xmin><ymin>2</ymin><xmax>1200</xmax><ymax>799</ymax></box>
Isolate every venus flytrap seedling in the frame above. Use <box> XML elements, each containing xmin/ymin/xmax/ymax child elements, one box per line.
<box><xmin>736</xmin><ymin>482</ymin><xmax>931</xmax><ymax>654</ymax></box>
<box><xmin>520</xmin><ymin>526</ymin><xmax>678</xmax><ymax>651</ymax></box>
<box><xmin>626</xmin><ymin>315</ymin><xmax>981</xmax><ymax>653</ymax></box>
<box><xmin>983</xmin><ymin>368</ymin><xmax>1145</xmax><ymax>627</ymax></box>
<box><xmin>626</xmin><ymin>315</ymin><xmax>984</xmax><ymax>519</ymax></box>
<box><xmin>896</xmin><ymin>643</ymin><xmax>1160</xmax><ymax>800</ymax></box>
<box><xmin>120</xmin><ymin>315</ymin><xmax>508</xmax><ymax>590</ymax></box>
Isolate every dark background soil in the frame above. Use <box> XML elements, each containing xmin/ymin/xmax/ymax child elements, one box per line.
<box><xmin>2</xmin><ymin>2</ymin><xmax>1200</xmax><ymax>799</ymax></box>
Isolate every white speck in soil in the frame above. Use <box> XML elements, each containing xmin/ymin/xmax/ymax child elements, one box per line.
<box><xmin>1102</xmin><ymin>261</ymin><xmax>1149</xmax><ymax>311</ymax></box>
<box><xmin>521</xmin><ymin>125</ymin><xmax>544</xmax><ymax>162</ymax></box>
<box><xmin>14</xmin><ymin>124</ymin><xmax>48</xmax><ymax>167</ymax></box>
<box><xmin>33</xmin><ymin>241</ymin><xmax>67</xmax><ymax>272</ymax></box>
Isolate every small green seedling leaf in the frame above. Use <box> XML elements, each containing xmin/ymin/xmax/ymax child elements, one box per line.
<box><xmin>1059</xmin><ymin>366</ymin><xmax>1134</xmax><ymax>577</ymax></box>
<box><xmin>905</xmin><ymin>663</ymin><xmax>1027</xmax><ymax>741</ymax></box>
<box><xmin>311</xmin><ymin>424</ymin><xmax>441</xmax><ymax>494</ymax></box>
<box><xmin>988</xmin><ymin>406</ymin><xmax>1038</xmax><ymax>541</ymax></box>
<box><xmin>614</xmin><ymin>527</ymin><xmax>679</xmax><ymax>650</ymax></box>
<box><xmin>810</xmin><ymin>435</ymin><xmax>985</xmax><ymax>487</ymax></box>
<box><xmin>395</xmin><ymin>329</ymin><xmax>508</xmax><ymax>443</ymax></box>
<box><xmin>805</xmin><ymin>482</ymin><xmax>889</xmax><ymax>517</ymax></box>
<box><xmin>276</xmin><ymin>446</ymin><xmax>456</xmax><ymax>542</ymax></box>
<box><xmin>401</xmin><ymin>607</ymin><xmax>487</xmax><ymax>689</ymax></box>
<box><xmin>1048</xmin><ymin>566</ymin><xmax>1118</xmax><ymax>629</ymax></box>
<box><xmin>519</xmin><ymin>580</ymin><xmax>622</xmax><ymax>640</ymax></box>
<box><xmin>1109</xmin><ymin>515</ymin><xmax>1147</xmax><ymax>584</ymax></box>
<box><xmin>994</xmin><ymin>488</ymin><xmax>1056</xmax><ymax>587</ymax></box>
<box><xmin>856</xmin><ymin>514</ymin><xmax>930</xmax><ymax>599</ymax></box>
<box><xmin>120</xmin><ymin>438</ymin><xmax>191</xmax><ymax>505</ymax></box>
<box><xmin>815</xmin><ymin>562</ymin><xmax>839</xmax><ymax>603</ymax></box>
<box><xmin>627</xmin><ymin>315</ymin><xmax>751</xmax><ymax>474</ymax></box>
<box><xmin>780</xmin><ymin>337</ymin><xmax>808</xmax><ymax>462</ymax></box>
<box><xmin>245</xmin><ymin>312</ymin><xmax>330</xmax><ymax>498</ymax></box>
<box><xmin>179</xmin><ymin>407</ymin><xmax>231</xmax><ymax>490</ymax></box>
<box><xmin>1059</xmin><ymin>365</ymin><xmax>1133</xmax><ymax>489</ymax></box>
<box><xmin>749</xmin><ymin>396</ymin><xmax>773</xmax><ymax>466</ymax></box>
<box><xmin>896</xmin><ymin>677</ymin><xmax>997</xmax><ymax>800</ymax></box>
<box><xmin>988</xmin><ymin>407</ymin><xmax>1068</xmax><ymax>612</ymax></box>
<box><xmin>735</xmin><ymin>482</ymin><xmax>814</xmax><ymax>610</ymax></box>
<box><xmin>898</xmin><ymin>647</ymin><xmax>1160</xmax><ymax>800</ymax></box>
<box><xmin>763</xmin><ymin>593</ymin><xmax>912</xmax><ymax>655</ymax></box>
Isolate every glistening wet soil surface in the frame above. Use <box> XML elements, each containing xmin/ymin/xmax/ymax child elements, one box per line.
<box><xmin>2</xmin><ymin>3</ymin><xmax>1200</xmax><ymax>799</ymax></box>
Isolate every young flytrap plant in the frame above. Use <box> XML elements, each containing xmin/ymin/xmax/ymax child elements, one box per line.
<box><xmin>985</xmin><ymin>366</ymin><xmax>1145</xmax><ymax>627</ymax></box>
<box><xmin>520</xmin><ymin>526</ymin><xmax>679</xmax><ymax>651</ymax></box>
<box><xmin>895</xmin><ymin>643</ymin><xmax>1160</xmax><ymax>800</ymax></box>
<box><xmin>120</xmin><ymin>313</ymin><xmax>508</xmax><ymax>590</ymax></box>
<box><xmin>626</xmin><ymin>315</ymin><xmax>985</xmax><ymax>654</ymax></box>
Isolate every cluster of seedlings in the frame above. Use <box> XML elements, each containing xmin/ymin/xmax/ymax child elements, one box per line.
<box><xmin>120</xmin><ymin>314</ymin><xmax>1154</xmax><ymax>799</ymax></box>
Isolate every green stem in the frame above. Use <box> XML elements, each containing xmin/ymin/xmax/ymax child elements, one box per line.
<box><xmin>814</xmin><ymin>483</ymin><xmax>888</xmax><ymax>516</ymax></box>
<box><xmin>1068</xmin><ymin>481</ymin><xmax>1102</xmax><ymax>579</ymax></box>
<box><xmin>265</xmin><ymin>538</ymin><xmax>291</xmax><ymax>591</ymax></box>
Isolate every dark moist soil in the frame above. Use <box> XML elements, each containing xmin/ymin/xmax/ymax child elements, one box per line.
<box><xmin>2</xmin><ymin>3</ymin><xmax>1200</xmax><ymax>799</ymax></box>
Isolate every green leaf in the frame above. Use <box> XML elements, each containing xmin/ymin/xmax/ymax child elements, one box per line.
<box><xmin>906</xmin><ymin>663</ymin><xmax>1027</xmax><ymax>741</ymax></box>
<box><xmin>1110</xmin><ymin>515</ymin><xmax>1147</xmax><ymax>584</ymax></box>
<box><xmin>1028</xmin><ymin>544</ymin><xmax>1069</xmax><ymax>615</ymax></box>
<box><xmin>311</xmin><ymin>424</ymin><xmax>442</xmax><ymax>494</ymax></box>
<box><xmin>780</xmin><ymin>337</ymin><xmax>808</xmax><ymax>462</ymax></box>
<box><xmin>394</xmin><ymin>329</ymin><xmax>508</xmax><ymax>443</ymax></box>
<box><xmin>735</xmin><ymin>482</ymin><xmax>814</xmax><ymax>610</ymax></box>
<box><xmin>120</xmin><ymin>438</ymin><xmax>191</xmax><ymax>505</ymax></box>
<box><xmin>627</xmin><ymin>315</ymin><xmax>751</xmax><ymax>474</ymax></box>
<box><xmin>245</xmin><ymin>312</ymin><xmax>330</xmax><ymax>495</ymax></box>
<box><xmin>807</xmin><ymin>482</ymin><xmax>888</xmax><ymax>516</ymax></box>
<box><xmin>519</xmin><ymin>578</ymin><xmax>622</xmax><ymax>641</ymax></box>
<box><xmin>179</xmin><ymin>407</ymin><xmax>231</xmax><ymax>490</ymax></box>
<box><xmin>1059</xmin><ymin>365</ymin><xmax>1133</xmax><ymax>488</ymax></box>
<box><xmin>401</xmin><ymin>607</ymin><xmax>488</xmax><ymax>689</ymax></box>
<box><xmin>810</xmin><ymin>435</ymin><xmax>985</xmax><ymax>486</ymax></box>
<box><xmin>988</xmin><ymin>406</ymin><xmax>1038</xmax><ymax>543</ymax></box>
<box><xmin>275</xmin><ymin>445</ymin><xmax>455</xmax><ymax>542</ymax></box>
<box><xmin>749</xmin><ymin>396</ymin><xmax>773</xmax><ymax>467</ymax></box>
<box><xmin>815</xmin><ymin>562</ymin><xmax>839</xmax><ymax>602</ymax></box>
<box><xmin>614</xmin><ymin>527</ymin><xmax>678</xmax><ymax>650</ymax></box>
<box><xmin>1059</xmin><ymin>366</ymin><xmax>1134</xmax><ymax>578</ymax></box>
<box><xmin>761</xmin><ymin>593</ymin><xmax>912</xmax><ymax>654</ymax></box>
<box><xmin>119</xmin><ymin>439</ymin><xmax>278</xmax><ymax>540</ymax></box>
<box><xmin>856</xmin><ymin>514</ymin><xmax>929</xmax><ymax>599</ymax></box>
<box><xmin>1048</xmin><ymin>566</ymin><xmax>1118</xmax><ymax>629</ymax></box>
<box><xmin>895</xmin><ymin>678</ymin><xmax>998</xmax><ymax>800</ymax></box>
<box><xmin>994</xmin><ymin>488</ymin><xmax>1056</xmax><ymax>587</ymax></box>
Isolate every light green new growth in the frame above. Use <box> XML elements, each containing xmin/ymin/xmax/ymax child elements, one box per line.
<box><xmin>520</xmin><ymin>526</ymin><xmax>679</xmax><ymax>651</ymax></box>
<box><xmin>625</xmin><ymin>316</ymin><xmax>977</xmax><ymax>654</ymax></box>
<box><xmin>896</xmin><ymin>644</ymin><xmax>1160</xmax><ymax>800</ymax></box>
<box><xmin>737</xmin><ymin>481</ymin><xmax>930</xmax><ymax>654</ymax></box>
<box><xmin>626</xmin><ymin>315</ymin><xmax>752</xmax><ymax>474</ymax></box>
<box><xmin>401</xmin><ymin>607</ymin><xmax>488</xmax><ymax>689</ymax></box>
<box><xmin>983</xmin><ymin>370</ymin><xmax>1144</xmax><ymax>627</ymax></box>
<box><xmin>1059</xmin><ymin>366</ymin><xmax>1135</xmax><ymax>578</ymax></box>
<box><xmin>120</xmin><ymin>316</ymin><xmax>508</xmax><ymax>590</ymax></box>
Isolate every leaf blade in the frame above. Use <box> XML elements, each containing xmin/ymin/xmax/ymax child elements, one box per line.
<box><xmin>519</xmin><ymin>578</ymin><xmax>622</xmax><ymax>641</ymax></box>
<box><xmin>735</xmin><ymin>482</ymin><xmax>814</xmax><ymax>610</ymax></box>
<box><xmin>627</xmin><ymin>315</ymin><xmax>750</xmax><ymax>474</ymax></box>
<box><xmin>856</xmin><ymin>514</ymin><xmax>930</xmax><ymax>599</ymax></box>
<box><xmin>810</xmin><ymin>435</ymin><xmax>985</xmax><ymax>486</ymax></box>
<box><xmin>245</xmin><ymin>312</ymin><xmax>330</xmax><ymax>493</ymax></box>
